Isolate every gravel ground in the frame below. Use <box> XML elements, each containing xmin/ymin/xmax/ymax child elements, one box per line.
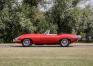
<box><xmin>0</xmin><ymin>43</ymin><xmax>93</xmax><ymax>66</ymax></box>
<box><xmin>0</xmin><ymin>43</ymin><xmax>93</xmax><ymax>48</ymax></box>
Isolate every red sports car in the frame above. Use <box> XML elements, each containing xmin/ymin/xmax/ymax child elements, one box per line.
<box><xmin>13</xmin><ymin>31</ymin><xmax>81</xmax><ymax>47</ymax></box>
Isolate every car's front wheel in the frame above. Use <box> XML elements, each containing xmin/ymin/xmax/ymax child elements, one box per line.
<box><xmin>60</xmin><ymin>39</ymin><xmax>70</xmax><ymax>47</ymax></box>
<box><xmin>22</xmin><ymin>39</ymin><xmax>32</xmax><ymax>47</ymax></box>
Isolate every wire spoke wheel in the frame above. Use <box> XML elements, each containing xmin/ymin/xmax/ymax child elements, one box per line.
<box><xmin>60</xmin><ymin>39</ymin><xmax>70</xmax><ymax>47</ymax></box>
<box><xmin>22</xmin><ymin>39</ymin><xmax>32</xmax><ymax>47</ymax></box>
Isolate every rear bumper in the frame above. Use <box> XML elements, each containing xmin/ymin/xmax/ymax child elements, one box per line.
<box><xmin>71</xmin><ymin>38</ymin><xmax>79</xmax><ymax>43</ymax></box>
<box><xmin>71</xmin><ymin>35</ymin><xmax>81</xmax><ymax>43</ymax></box>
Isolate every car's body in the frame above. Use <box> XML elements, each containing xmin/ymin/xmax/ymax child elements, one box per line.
<box><xmin>13</xmin><ymin>33</ymin><xmax>81</xmax><ymax>47</ymax></box>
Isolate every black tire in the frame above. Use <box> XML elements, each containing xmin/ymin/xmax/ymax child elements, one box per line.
<box><xmin>60</xmin><ymin>39</ymin><xmax>70</xmax><ymax>47</ymax></box>
<box><xmin>22</xmin><ymin>39</ymin><xmax>32</xmax><ymax>47</ymax></box>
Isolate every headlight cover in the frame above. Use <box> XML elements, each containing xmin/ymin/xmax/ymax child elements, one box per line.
<box><xmin>76</xmin><ymin>35</ymin><xmax>81</xmax><ymax>39</ymax></box>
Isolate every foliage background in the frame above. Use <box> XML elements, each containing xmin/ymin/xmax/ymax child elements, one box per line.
<box><xmin>0</xmin><ymin>0</ymin><xmax>93</xmax><ymax>43</ymax></box>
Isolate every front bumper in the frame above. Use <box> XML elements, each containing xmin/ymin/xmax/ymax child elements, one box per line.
<box><xmin>13</xmin><ymin>39</ymin><xmax>21</xmax><ymax>43</ymax></box>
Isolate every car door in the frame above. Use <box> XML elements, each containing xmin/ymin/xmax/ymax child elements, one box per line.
<box><xmin>41</xmin><ymin>34</ymin><xmax>59</xmax><ymax>44</ymax></box>
<box><xmin>33</xmin><ymin>34</ymin><xmax>48</xmax><ymax>44</ymax></box>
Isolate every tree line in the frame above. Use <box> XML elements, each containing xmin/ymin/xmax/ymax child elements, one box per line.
<box><xmin>0</xmin><ymin>0</ymin><xmax>93</xmax><ymax>43</ymax></box>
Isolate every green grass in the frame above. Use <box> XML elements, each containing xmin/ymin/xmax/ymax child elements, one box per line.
<box><xmin>0</xmin><ymin>45</ymin><xmax>93</xmax><ymax>66</ymax></box>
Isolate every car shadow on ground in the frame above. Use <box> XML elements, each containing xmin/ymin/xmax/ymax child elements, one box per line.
<box><xmin>12</xmin><ymin>45</ymin><xmax>73</xmax><ymax>48</ymax></box>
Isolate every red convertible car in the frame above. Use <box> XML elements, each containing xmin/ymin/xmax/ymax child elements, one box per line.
<box><xmin>13</xmin><ymin>31</ymin><xmax>81</xmax><ymax>47</ymax></box>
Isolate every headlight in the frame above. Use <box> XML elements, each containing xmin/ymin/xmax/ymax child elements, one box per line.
<box><xmin>13</xmin><ymin>37</ymin><xmax>20</xmax><ymax>42</ymax></box>
<box><xmin>13</xmin><ymin>36</ymin><xmax>21</xmax><ymax>42</ymax></box>
<box><xmin>15</xmin><ymin>37</ymin><xmax>20</xmax><ymax>40</ymax></box>
<box><xmin>77</xmin><ymin>35</ymin><xmax>81</xmax><ymax>39</ymax></box>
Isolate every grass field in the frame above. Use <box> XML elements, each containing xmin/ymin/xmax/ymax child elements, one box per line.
<box><xmin>0</xmin><ymin>43</ymin><xmax>93</xmax><ymax>66</ymax></box>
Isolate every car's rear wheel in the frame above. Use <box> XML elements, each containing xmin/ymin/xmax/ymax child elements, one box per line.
<box><xmin>22</xmin><ymin>39</ymin><xmax>32</xmax><ymax>47</ymax></box>
<box><xmin>60</xmin><ymin>39</ymin><xmax>70</xmax><ymax>47</ymax></box>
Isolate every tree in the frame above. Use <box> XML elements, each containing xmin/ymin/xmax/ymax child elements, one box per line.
<box><xmin>0</xmin><ymin>0</ymin><xmax>22</xmax><ymax>42</ymax></box>
<box><xmin>0</xmin><ymin>0</ymin><xmax>5</xmax><ymax>10</ymax></box>
<box><xmin>47</xmin><ymin>0</ymin><xmax>81</xmax><ymax>33</ymax></box>
<box><xmin>23</xmin><ymin>0</ymin><xmax>41</xmax><ymax>6</ymax></box>
<box><xmin>22</xmin><ymin>0</ymin><xmax>52</xmax><ymax>33</ymax></box>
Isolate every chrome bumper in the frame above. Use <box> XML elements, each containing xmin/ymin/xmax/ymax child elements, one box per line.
<box><xmin>13</xmin><ymin>39</ymin><xmax>21</xmax><ymax>43</ymax></box>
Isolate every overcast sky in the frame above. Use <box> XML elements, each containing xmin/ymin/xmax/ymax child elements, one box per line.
<box><xmin>17</xmin><ymin>0</ymin><xmax>93</xmax><ymax>12</ymax></box>
<box><xmin>38</xmin><ymin>0</ymin><xmax>93</xmax><ymax>12</ymax></box>
<box><xmin>77</xmin><ymin>0</ymin><xmax>93</xmax><ymax>8</ymax></box>
<box><xmin>38</xmin><ymin>0</ymin><xmax>54</xmax><ymax>12</ymax></box>
<box><xmin>17</xmin><ymin>0</ymin><xmax>93</xmax><ymax>7</ymax></box>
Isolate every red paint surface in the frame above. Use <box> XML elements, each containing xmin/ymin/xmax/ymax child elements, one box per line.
<box><xmin>14</xmin><ymin>34</ymin><xmax>79</xmax><ymax>45</ymax></box>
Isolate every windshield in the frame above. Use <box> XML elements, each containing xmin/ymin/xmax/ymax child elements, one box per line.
<box><xmin>44</xmin><ymin>30</ymin><xmax>50</xmax><ymax>34</ymax></box>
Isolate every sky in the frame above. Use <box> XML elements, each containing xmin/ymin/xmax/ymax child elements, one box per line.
<box><xmin>38</xmin><ymin>0</ymin><xmax>93</xmax><ymax>12</ymax></box>
<box><xmin>17</xmin><ymin>0</ymin><xmax>93</xmax><ymax>7</ymax></box>
<box><xmin>38</xmin><ymin>0</ymin><xmax>54</xmax><ymax>12</ymax></box>
<box><xmin>89</xmin><ymin>0</ymin><xmax>93</xmax><ymax>6</ymax></box>
<box><xmin>77</xmin><ymin>0</ymin><xmax>93</xmax><ymax>8</ymax></box>
<box><xmin>17</xmin><ymin>0</ymin><xmax>93</xmax><ymax>12</ymax></box>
